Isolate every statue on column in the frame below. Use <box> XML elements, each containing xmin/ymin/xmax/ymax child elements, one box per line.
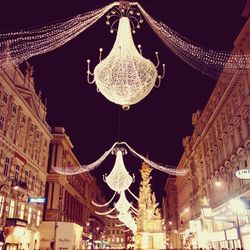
<box><xmin>135</xmin><ymin>161</ymin><xmax>165</xmax><ymax>250</ymax></box>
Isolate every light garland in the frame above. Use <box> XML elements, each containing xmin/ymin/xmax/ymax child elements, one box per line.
<box><xmin>52</xmin><ymin>142</ymin><xmax>117</xmax><ymax>175</ymax></box>
<box><xmin>122</xmin><ymin>142</ymin><xmax>188</xmax><ymax>176</ymax></box>
<box><xmin>137</xmin><ymin>3</ymin><xmax>250</xmax><ymax>78</ymax></box>
<box><xmin>87</xmin><ymin>15</ymin><xmax>165</xmax><ymax>110</ymax></box>
<box><xmin>0</xmin><ymin>1</ymin><xmax>249</xmax><ymax>79</ymax></box>
<box><xmin>0</xmin><ymin>2</ymin><xmax>118</xmax><ymax>69</ymax></box>
<box><xmin>53</xmin><ymin>141</ymin><xmax>188</xmax><ymax>176</ymax></box>
<box><xmin>91</xmin><ymin>191</ymin><xmax>117</xmax><ymax>207</ymax></box>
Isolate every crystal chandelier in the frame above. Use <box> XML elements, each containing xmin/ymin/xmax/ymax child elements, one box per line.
<box><xmin>104</xmin><ymin>147</ymin><xmax>134</xmax><ymax>192</ymax></box>
<box><xmin>115</xmin><ymin>191</ymin><xmax>132</xmax><ymax>213</ymax></box>
<box><xmin>87</xmin><ymin>4</ymin><xmax>165</xmax><ymax>110</ymax></box>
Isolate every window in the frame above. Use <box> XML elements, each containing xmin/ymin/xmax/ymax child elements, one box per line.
<box><xmin>9</xmin><ymin>200</ymin><xmax>15</xmax><ymax>218</ymax></box>
<box><xmin>19</xmin><ymin>204</ymin><xmax>25</xmax><ymax>220</ymax></box>
<box><xmin>4</xmin><ymin>157</ymin><xmax>10</xmax><ymax>176</ymax></box>
<box><xmin>39</xmin><ymin>181</ymin><xmax>43</xmax><ymax>195</ymax></box>
<box><xmin>36</xmin><ymin>210</ymin><xmax>41</xmax><ymax>226</ymax></box>
<box><xmin>117</xmin><ymin>230</ymin><xmax>119</xmax><ymax>234</ymax></box>
<box><xmin>14</xmin><ymin>165</ymin><xmax>20</xmax><ymax>180</ymax></box>
<box><xmin>21</xmin><ymin>116</ymin><xmax>26</xmax><ymax>124</ymax></box>
<box><xmin>0</xmin><ymin>196</ymin><xmax>5</xmax><ymax>217</ymax></box>
<box><xmin>27</xmin><ymin>207</ymin><xmax>32</xmax><ymax>224</ymax></box>
<box><xmin>30</xmin><ymin>124</ymin><xmax>34</xmax><ymax>133</ymax></box>
<box><xmin>24</xmin><ymin>171</ymin><xmax>29</xmax><ymax>185</ymax></box>
<box><xmin>2</xmin><ymin>92</ymin><xmax>8</xmax><ymax>103</ymax></box>
<box><xmin>8</xmin><ymin>124</ymin><xmax>15</xmax><ymax>140</ymax></box>
<box><xmin>0</xmin><ymin>115</ymin><xmax>4</xmax><ymax>130</ymax></box>
<box><xmin>31</xmin><ymin>176</ymin><xmax>36</xmax><ymax>191</ymax></box>
<box><xmin>12</xmin><ymin>104</ymin><xmax>17</xmax><ymax>114</ymax></box>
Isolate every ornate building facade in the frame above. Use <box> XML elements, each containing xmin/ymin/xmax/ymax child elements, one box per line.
<box><xmin>40</xmin><ymin>127</ymin><xmax>96</xmax><ymax>250</ymax></box>
<box><xmin>0</xmin><ymin>64</ymin><xmax>52</xmax><ymax>249</ymax></box>
<box><xmin>162</xmin><ymin>177</ymin><xmax>179</xmax><ymax>249</ymax></box>
<box><xmin>172</xmin><ymin>9</ymin><xmax>250</xmax><ymax>250</ymax></box>
<box><xmin>88</xmin><ymin>180</ymin><xmax>107</xmax><ymax>249</ymax></box>
<box><xmin>105</xmin><ymin>211</ymin><xmax>126</xmax><ymax>249</ymax></box>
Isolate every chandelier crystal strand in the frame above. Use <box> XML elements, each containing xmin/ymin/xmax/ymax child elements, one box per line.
<box><xmin>122</xmin><ymin>142</ymin><xmax>188</xmax><ymax>176</ymax></box>
<box><xmin>0</xmin><ymin>2</ymin><xmax>119</xmax><ymax>69</ymax></box>
<box><xmin>91</xmin><ymin>191</ymin><xmax>117</xmax><ymax>207</ymax></box>
<box><xmin>95</xmin><ymin>206</ymin><xmax>116</xmax><ymax>216</ymax></box>
<box><xmin>137</xmin><ymin>3</ymin><xmax>250</xmax><ymax>78</ymax></box>
<box><xmin>52</xmin><ymin>142</ymin><xmax>118</xmax><ymax>175</ymax></box>
<box><xmin>128</xmin><ymin>188</ymin><xmax>139</xmax><ymax>200</ymax></box>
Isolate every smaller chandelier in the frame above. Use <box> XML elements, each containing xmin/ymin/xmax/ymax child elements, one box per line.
<box><xmin>104</xmin><ymin>147</ymin><xmax>134</xmax><ymax>192</ymax></box>
<box><xmin>115</xmin><ymin>191</ymin><xmax>131</xmax><ymax>213</ymax></box>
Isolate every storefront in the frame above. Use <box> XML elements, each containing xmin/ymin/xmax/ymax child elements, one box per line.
<box><xmin>40</xmin><ymin>221</ymin><xmax>83</xmax><ymax>250</ymax></box>
<box><xmin>3</xmin><ymin>218</ymin><xmax>38</xmax><ymax>250</ymax></box>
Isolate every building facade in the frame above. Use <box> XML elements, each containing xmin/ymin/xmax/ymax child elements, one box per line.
<box><xmin>105</xmin><ymin>211</ymin><xmax>126</xmax><ymax>249</ymax></box>
<box><xmin>88</xmin><ymin>180</ymin><xmax>107</xmax><ymax>249</ymax></box>
<box><xmin>173</xmin><ymin>9</ymin><xmax>250</xmax><ymax>250</ymax></box>
<box><xmin>40</xmin><ymin>127</ymin><xmax>95</xmax><ymax>250</ymax></box>
<box><xmin>163</xmin><ymin>177</ymin><xmax>179</xmax><ymax>249</ymax></box>
<box><xmin>0</xmin><ymin>63</ymin><xmax>52</xmax><ymax>250</ymax></box>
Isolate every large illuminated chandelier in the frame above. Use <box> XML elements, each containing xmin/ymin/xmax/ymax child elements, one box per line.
<box><xmin>87</xmin><ymin>3</ymin><xmax>165</xmax><ymax>110</ymax></box>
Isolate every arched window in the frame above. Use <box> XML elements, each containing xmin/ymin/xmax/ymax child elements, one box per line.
<box><xmin>14</xmin><ymin>165</ymin><xmax>20</xmax><ymax>180</ymax></box>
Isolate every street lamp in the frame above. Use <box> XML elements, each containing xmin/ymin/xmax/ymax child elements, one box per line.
<box><xmin>229</xmin><ymin>198</ymin><xmax>244</xmax><ymax>248</ymax></box>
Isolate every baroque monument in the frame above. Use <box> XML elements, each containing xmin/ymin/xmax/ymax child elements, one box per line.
<box><xmin>135</xmin><ymin>161</ymin><xmax>166</xmax><ymax>250</ymax></box>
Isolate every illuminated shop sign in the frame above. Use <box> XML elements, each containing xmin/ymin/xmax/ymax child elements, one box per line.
<box><xmin>28</xmin><ymin>197</ymin><xmax>46</xmax><ymax>203</ymax></box>
<box><xmin>235</xmin><ymin>169</ymin><xmax>250</xmax><ymax>179</ymax></box>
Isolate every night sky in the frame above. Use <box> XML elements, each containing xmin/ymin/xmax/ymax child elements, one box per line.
<box><xmin>0</xmin><ymin>0</ymin><xmax>247</xmax><ymax>205</ymax></box>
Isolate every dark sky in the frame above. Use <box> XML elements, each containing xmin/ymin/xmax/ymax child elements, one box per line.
<box><xmin>0</xmin><ymin>0</ymin><xmax>247</xmax><ymax>205</ymax></box>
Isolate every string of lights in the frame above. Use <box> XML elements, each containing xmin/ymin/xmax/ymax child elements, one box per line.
<box><xmin>91</xmin><ymin>191</ymin><xmax>117</xmax><ymax>207</ymax></box>
<box><xmin>137</xmin><ymin>3</ymin><xmax>250</xmax><ymax>78</ymax></box>
<box><xmin>53</xmin><ymin>141</ymin><xmax>187</xmax><ymax>176</ymax></box>
<box><xmin>52</xmin><ymin>142</ymin><xmax>117</xmax><ymax>175</ymax></box>
<box><xmin>122</xmin><ymin>142</ymin><xmax>188</xmax><ymax>176</ymax></box>
<box><xmin>0</xmin><ymin>2</ymin><xmax>118</xmax><ymax>69</ymax></box>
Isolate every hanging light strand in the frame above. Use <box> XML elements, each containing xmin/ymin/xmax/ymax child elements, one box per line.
<box><xmin>53</xmin><ymin>141</ymin><xmax>187</xmax><ymax>176</ymax></box>
<box><xmin>137</xmin><ymin>3</ymin><xmax>250</xmax><ymax>78</ymax></box>
<box><xmin>0</xmin><ymin>2</ymin><xmax>119</xmax><ymax>69</ymax></box>
<box><xmin>122</xmin><ymin>142</ymin><xmax>188</xmax><ymax>176</ymax></box>
<box><xmin>52</xmin><ymin>142</ymin><xmax>117</xmax><ymax>175</ymax></box>
<box><xmin>92</xmin><ymin>191</ymin><xmax>117</xmax><ymax>207</ymax></box>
